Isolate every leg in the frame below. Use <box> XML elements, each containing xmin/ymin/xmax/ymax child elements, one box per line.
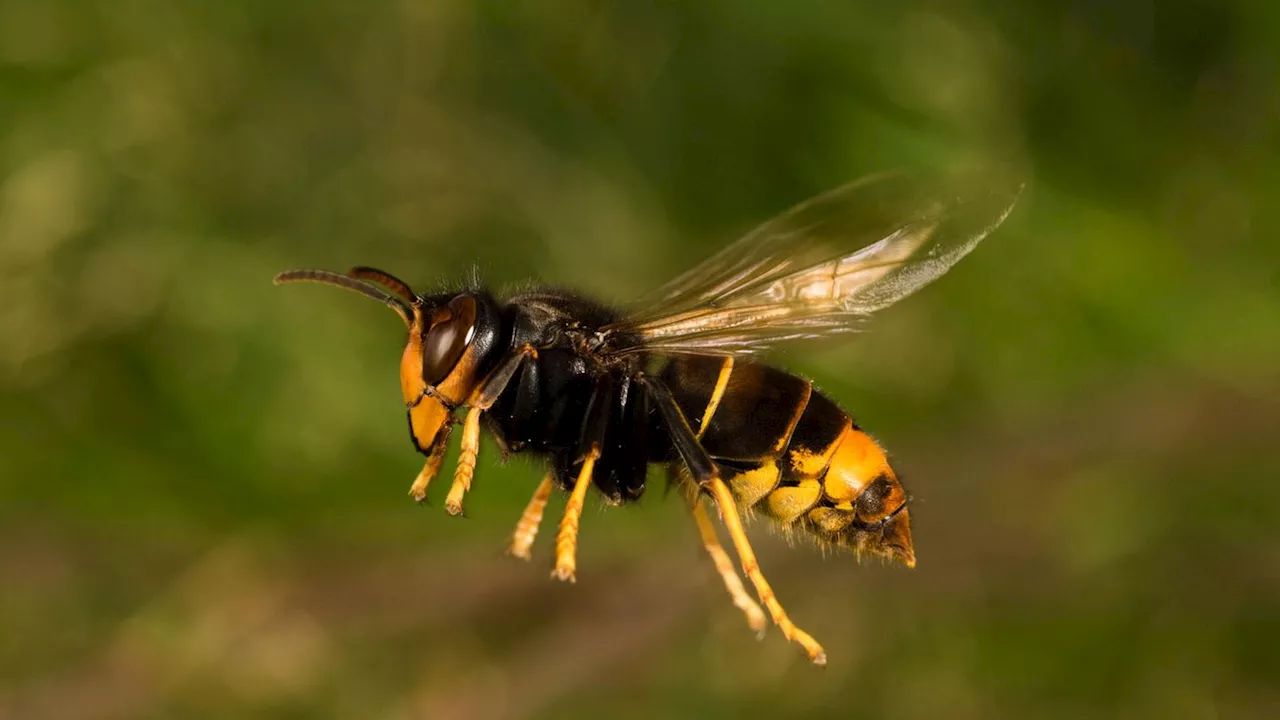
<box><xmin>551</xmin><ymin>448</ymin><xmax>599</xmax><ymax>582</ymax></box>
<box><xmin>641</xmin><ymin>375</ymin><xmax>827</xmax><ymax>665</ymax></box>
<box><xmin>408</xmin><ymin>425</ymin><xmax>451</xmax><ymax>502</ymax></box>
<box><xmin>706</xmin><ymin>477</ymin><xmax>826</xmax><ymax>664</ymax></box>
<box><xmin>442</xmin><ymin>345</ymin><xmax>537</xmax><ymax>516</ymax></box>
<box><xmin>444</xmin><ymin>407</ymin><xmax>481</xmax><ymax>515</ymax></box>
<box><xmin>508</xmin><ymin>470</ymin><xmax>555</xmax><ymax>560</ymax></box>
<box><xmin>691</xmin><ymin>496</ymin><xmax>767</xmax><ymax>635</ymax></box>
<box><xmin>551</xmin><ymin>373</ymin><xmax>614</xmax><ymax>582</ymax></box>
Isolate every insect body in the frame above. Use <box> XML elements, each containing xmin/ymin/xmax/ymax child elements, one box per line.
<box><xmin>275</xmin><ymin>170</ymin><xmax>1020</xmax><ymax>665</ymax></box>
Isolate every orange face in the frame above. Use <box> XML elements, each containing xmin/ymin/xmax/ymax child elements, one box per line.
<box><xmin>400</xmin><ymin>318</ymin><xmax>448</xmax><ymax>451</ymax></box>
<box><xmin>400</xmin><ymin>299</ymin><xmax>483</xmax><ymax>453</ymax></box>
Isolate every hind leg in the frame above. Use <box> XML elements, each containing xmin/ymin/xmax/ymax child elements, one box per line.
<box><xmin>689</xmin><ymin>494</ymin><xmax>767</xmax><ymax>635</ymax></box>
<box><xmin>642</xmin><ymin>375</ymin><xmax>827</xmax><ymax>665</ymax></box>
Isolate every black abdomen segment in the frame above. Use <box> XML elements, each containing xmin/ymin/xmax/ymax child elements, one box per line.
<box><xmin>661</xmin><ymin>355</ymin><xmax>834</xmax><ymax>464</ymax></box>
<box><xmin>663</xmin><ymin>356</ymin><xmax>813</xmax><ymax>462</ymax></box>
<box><xmin>659</xmin><ymin>355</ymin><xmax>850</xmax><ymax>504</ymax></box>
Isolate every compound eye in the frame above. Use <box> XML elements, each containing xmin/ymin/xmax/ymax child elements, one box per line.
<box><xmin>422</xmin><ymin>296</ymin><xmax>477</xmax><ymax>385</ymax></box>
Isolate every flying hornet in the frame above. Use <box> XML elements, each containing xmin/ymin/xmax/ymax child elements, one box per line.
<box><xmin>275</xmin><ymin>169</ymin><xmax>1021</xmax><ymax>665</ymax></box>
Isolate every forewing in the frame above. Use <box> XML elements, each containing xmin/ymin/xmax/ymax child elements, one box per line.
<box><xmin>605</xmin><ymin>169</ymin><xmax>1021</xmax><ymax>355</ymax></box>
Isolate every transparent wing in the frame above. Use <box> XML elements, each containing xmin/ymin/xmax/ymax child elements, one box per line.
<box><xmin>604</xmin><ymin>169</ymin><xmax>1022</xmax><ymax>355</ymax></box>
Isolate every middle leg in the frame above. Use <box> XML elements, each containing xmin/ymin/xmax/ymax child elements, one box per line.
<box><xmin>551</xmin><ymin>448</ymin><xmax>600</xmax><ymax>582</ymax></box>
<box><xmin>550</xmin><ymin>373</ymin><xmax>614</xmax><ymax>582</ymax></box>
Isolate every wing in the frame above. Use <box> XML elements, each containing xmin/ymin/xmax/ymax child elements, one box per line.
<box><xmin>603</xmin><ymin>169</ymin><xmax>1022</xmax><ymax>355</ymax></box>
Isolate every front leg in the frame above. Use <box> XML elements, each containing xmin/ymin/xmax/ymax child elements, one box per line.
<box><xmin>408</xmin><ymin>425</ymin><xmax>451</xmax><ymax>503</ymax></box>
<box><xmin>444</xmin><ymin>407</ymin><xmax>482</xmax><ymax>515</ymax></box>
<box><xmin>439</xmin><ymin>344</ymin><xmax>537</xmax><ymax>516</ymax></box>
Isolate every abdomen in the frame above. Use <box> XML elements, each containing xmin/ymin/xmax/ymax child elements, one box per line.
<box><xmin>659</xmin><ymin>355</ymin><xmax>915</xmax><ymax>564</ymax></box>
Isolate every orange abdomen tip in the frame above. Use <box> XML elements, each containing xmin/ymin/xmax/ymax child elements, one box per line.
<box><xmin>821</xmin><ymin>426</ymin><xmax>914</xmax><ymax>567</ymax></box>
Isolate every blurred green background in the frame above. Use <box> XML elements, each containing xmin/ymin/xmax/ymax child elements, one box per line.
<box><xmin>2</xmin><ymin>1</ymin><xmax>1278</xmax><ymax>718</ymax></box>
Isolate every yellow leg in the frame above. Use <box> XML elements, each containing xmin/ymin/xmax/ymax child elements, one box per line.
<box><xmin>692</xmin><ymin>499</ymin><xmax>767</xmax><ymax>636</ymax></box>
<box><xmin>552</xmin><ymin>449</ymin><xmax>599</xmax><ymax>583</ymax></box>
<box><xmin>706</xmin><ymin>476</ymin><xmax>827</xmax><ymax>665</ymax></box>
<box><xmin>444</xmin><ymin>407</ymin><xmax>482</xmax><ymax>516</ymax></box>
<box><xmin>508</xmin><ymin>472</ymin><xmax>555</xmax><ymax>560</ymax></box>
<box><xmin>408</xmin><ymin>431</ymin><xmax>450</xmax><ymax>503</ymax></box>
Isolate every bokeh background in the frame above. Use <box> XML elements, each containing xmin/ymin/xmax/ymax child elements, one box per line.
<box><xmin>2</xmin><ymin>1</ymin><xmax>1278</xmax><ymax>718</ymax></box>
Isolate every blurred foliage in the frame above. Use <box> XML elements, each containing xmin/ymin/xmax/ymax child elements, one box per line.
<box><xmin>2</xmin><ymin>1</ymin><xmax>1278</xmax><ymax>718</ymax></box>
